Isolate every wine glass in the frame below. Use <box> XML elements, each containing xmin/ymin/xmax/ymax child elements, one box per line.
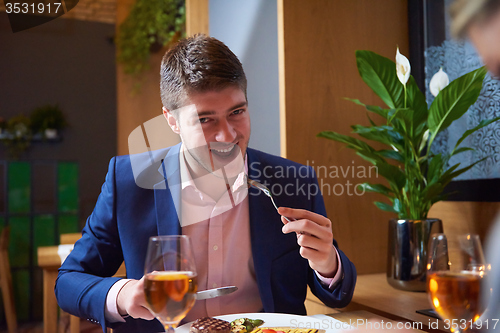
<box><xmin>427</xmin><ymin>233</ymin><xmax>488</xmax><ymax>333</ymax></box>
<box><xmin>144</xmin><ymin>235</ymin><xmax>198</xmax><ymax>333</ymax></box>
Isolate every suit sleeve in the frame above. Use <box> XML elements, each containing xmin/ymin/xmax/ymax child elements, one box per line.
<box><xmin>306</xmin><ymin>166</ymin><xmax>357</xmax><ymax>308</ymax></box>
<box><xmin>55</xmin><ymin>157</ymin><xmax>125</xmax><ymax>332</ymax></box>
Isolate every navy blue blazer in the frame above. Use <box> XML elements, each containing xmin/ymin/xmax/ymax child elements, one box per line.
<box><xmin>55</xmin><ymin>144</ymin><xmax>356</xmax><ymax>333</ymax></box>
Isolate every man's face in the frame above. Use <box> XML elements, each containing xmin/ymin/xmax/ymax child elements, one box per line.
<box><xmin>164</xmin><ymin>86</ymin><xmax>251</xmax><ymax>177</ymax></box>
<box><xmin>469</xmin><ymin>10</ymin><xmax>500</xmax><ymax>77</ymax></box>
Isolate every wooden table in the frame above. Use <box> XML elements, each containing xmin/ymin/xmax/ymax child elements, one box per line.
<box><xmin>38</xmin><ymin>253</ymin><xmax>435</xmax><ymax>333</ymax></box>
<box><xmin>341</xmin><ymin>273</ymin><xmax>446</xmax><ymax>332</ymax></box>
<box><xmin>37</xmin><ymin>245</ymin><xmax>71</xmax><ymax>333</ymax></box>
<box><xmin>330</xmin><ymin>310</ymin><xmax>426</xmax><ymax>331</ymax></box>
<box><xmin>37</xmin><ymin>242</ymin><xmax>126</xmax><ymax>333</ymax></box>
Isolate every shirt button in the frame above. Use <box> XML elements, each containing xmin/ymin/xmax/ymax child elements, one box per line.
<box><xmin>212</xmin><ymin>283</ymin><xmax>218</xmax><ymax>288</ymax></box>
<box><xmin>213</xmin><ymin>245</ymin><xmax>218</xmax><ymax>251</ymax></box>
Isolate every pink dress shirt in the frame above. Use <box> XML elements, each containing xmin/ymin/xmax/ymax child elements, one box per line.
<box><xmin>178</xmin><ymin>148</ymin><xmax>263</xmax><ymax>320</ymax></box>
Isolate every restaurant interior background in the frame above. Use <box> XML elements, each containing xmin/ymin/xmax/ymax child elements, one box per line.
<box><xmin>1</xmin><ymin>0</ymin><xmax>499</xmax><ymax>329</ymax></box>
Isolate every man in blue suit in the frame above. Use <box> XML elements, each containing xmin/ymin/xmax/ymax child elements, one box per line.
<box><xmin>55</xmin><ymin>35</ymin><xmax>356</xmax><ymax>333</ymax></box>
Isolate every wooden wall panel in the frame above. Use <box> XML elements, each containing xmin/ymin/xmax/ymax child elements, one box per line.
<box><xmin>186</xmin><ymin>0</ymin><xmax>209</xmax><ymax>37</ymax></box>
<box><xmin>279</xmin><ymin>0</ymin><xmax>409</xmax><ymax>274</ymax></box>
<box><xmin>429</xmin><ymin>201</ymin><xmax>500</xmax><ymax>263</ymax></box>
<box><xmin>116</xmin><ymin>0</ymin><xmax>209</xmax><ymax>155</ymax></box>
<box><xmin>117</xmin><ymin>0</ymin><xmax>176</xmax><ymax>155</ymax></box>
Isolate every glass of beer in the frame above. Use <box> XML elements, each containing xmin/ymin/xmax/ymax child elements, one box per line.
<box><xmin>427</xmin><ymin>233</ymin><xmax>488</xmax><ymax>333</ymax></box>
<box><xmin>144</xmin><ymin>235</ymin><xmax>198</xmax><ymax>333</ymax></box>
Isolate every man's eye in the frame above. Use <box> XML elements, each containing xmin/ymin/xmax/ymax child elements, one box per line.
<box><xmin>199</xmin><ymin>117</ymin><xmax>209</xmax><ymax>123</ymax></box>
<box><xmin>232</xmin><ymin>109</ymin><xmax>244</xmax><ymax>115</ymax></box>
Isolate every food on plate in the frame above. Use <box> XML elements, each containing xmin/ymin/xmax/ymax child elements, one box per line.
<box><xmin>231</xmin><ymin>325</ymin><xmax>248</xmax><ymax>333</ymax></box>
<box><xmin>252</xmin><ymin>328</ymin><xmax>323</xmax><ymax>333</ymax></box>
<box><xmin>230</xmin><ymin>318</ymin><xmax>264</xmax><ymax>333</ymax></box>
<box><xmin>192</xmin><ymin>316</ymin><xmax>323</xmax><ymax>333</ymax></box>
<box><xmin>228</xmin><ymin>318</ymin><xmax>321</xmax><ymax>333</ymax></box>
<box><xmin>190</xmin><ymin>317</ymin><xmax>232</xmax><ymax>333</ymax></box>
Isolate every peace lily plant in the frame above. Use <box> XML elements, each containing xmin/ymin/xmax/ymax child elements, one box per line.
<box><xmin>318</xmin><ymin>48</ymin><xmax>500</xmax><ymax>220</ymax></box>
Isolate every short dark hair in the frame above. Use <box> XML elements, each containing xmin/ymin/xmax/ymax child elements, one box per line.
<box><xmin>160</xmin><ymin>34</ymin><xmax>247</xmax><ymax>112</ymax></box>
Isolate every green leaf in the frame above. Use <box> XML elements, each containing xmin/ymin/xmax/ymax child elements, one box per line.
<box><xmin>427</xmin><ymin>154</ymin><xmax>444</xmax><ymax>184</ymax></box>
<box><xmin>318</xmin><ymin>131</ymin><xmax>377</xmax><ymax>153</ymax></box>
<box><xmin>373</xmin><ymin>161</ymin><xmax>406</xmax><ymax>191</ymax></box>
<box><xmin>447</xmin><ymin>157</ymin><xmax>487</xmax><ymax>180</ymax></box>
<box><xmin>366</xmin><ymin>113</ymin><xmax>377</xmax><ymax>127</ymax></box>
<box><xmin>355</xmin><ymin>151</ymin><xmax>383</xmax><ymax>165</ymax></box>
<box><xmin>428</xmin><ymin>67</ymin><xmax>487</xmax><ymax>134</ymax></box>
<box><xmin>439</xmin><ymin>163</ymin><xmax>460</xmax><ymax>184</ymax></box>
<box><xmin>415</xmin><ymin>122</ymin><xmax>428</xmax><ymax>138</ymax></box>
<box><xmin>344</xmin><ymin>98</ymin><xmax>366</xmax><ymax>107</ymax></box>
<box><xmin>388</xmin><ymin>108</ymin><xmax>414</xmax><ymax>130</ymax></box>
<box><xmin>344</xmin><ymin>98</ymin><xmax>392</xmax><ymax>120</ymax></box>
<box><xmin>351</xmin><ymin>125</ymin><xmax>404</xmax><ymax>148</ymax></box>
<box><xmin>431</xmin><ymin>191</ymin><xmax>452</xmax><ymax>204</ymax></box>
<box><xmin>421</xmin><ymin>183</ymin><xmax>445</xmax><ymax>202</ymax></box>
<box><xmin>366</xmin><ymin>105</ymin><xmax>393</xmax><ymax>119</ymax></box>
<box><xmin>355</xmin><ymin>50</ymin><xmax>404</xmax><ymax>109</ymax></box>
<box><xmin>377</xmin><ymin>149</ymin><xmax>405</xmax><ymax>162</ymax></box>
<box><xmin>358</xmin><ymin>183</ymin><xmax>394</xmax><ymax>196</ymax></box>
<box><xmin>317</xmin><ymin>131</ymin><xmax>384</xmax><ymax>165</ymax></box>
<box><xmin>453</xmin><ymin>117</ymin><xmax>500</xmax><ymax>152</ymax></box>
<box><xmin>406</xmin><ymin>76</ymin><xmax>428</xmax><ymax>127</ymax></box>
<box><xmin>436</xmin><ymin>159</ymin><xmax>485</xmax><ymax>191</ymax></box>
<box><xmin>393</xmin><ymin>198</ymin><xmax>404</xmax><ymax>215</ymax></box>
<box><xmin>452</xmin><ymin>147</ymin><xmax>474</xmax><ymax>155</ymax></box>
<box><xmin>374</xmin><ymin>201</ymin><xmax>397</xmax><ymax>213</ymax></box>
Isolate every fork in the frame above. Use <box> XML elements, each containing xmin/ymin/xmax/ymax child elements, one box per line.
<box><xmin>247</xmin><ymin>178</ymin><xmax>293</xmax><ymax>222</ymax></box>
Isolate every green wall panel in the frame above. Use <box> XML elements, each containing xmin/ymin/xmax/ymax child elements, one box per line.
<box><xmin>8</xmin><ymin>162</ymin><xmax>31</xmax><ymax>214</ymax></box>
<box><xmin>3</xmin><ymin>161</ymin><xmax>79</xmax><ymax>323</ymax></box>
<box><xmin>9</xmin><ymin>217</ymin><xmax>30</xmax><ymax>267</ymax></box>
<box><xmin>58</xmin><ymin>163</ymin><xmax>78</xmax><ymax>213</ymax></box>
<box><xmin>33</xmin><ymin>215</ymin><xmax>56</xmax><ymax>265</ymax></box>
<box><xmin>59</xmin><ymin>214</ymin><xmax>79</xmax><ymax>235</ymax></box>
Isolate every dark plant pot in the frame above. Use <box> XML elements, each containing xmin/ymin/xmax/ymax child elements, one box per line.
<box><xmin>387</xmin><ymin>218</ymin><xmax>443</xmax><ymax>291</ymax></box>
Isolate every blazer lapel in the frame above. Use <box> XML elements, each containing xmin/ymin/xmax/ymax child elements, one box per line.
<box><xmin>247</xmin><ymin>149</ymin><xmax>275</xmax><ymax>312</ymax></box>
<box><xmin>154</xmin><ymin>144</ymin><xmax>182</xmax><ymax>236</ymax></box>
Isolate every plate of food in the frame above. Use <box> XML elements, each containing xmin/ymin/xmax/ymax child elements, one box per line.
<box><xmin>177</xmin><ymin>312</ymin><xmax>348</xmax><ymax>333</ymax></box>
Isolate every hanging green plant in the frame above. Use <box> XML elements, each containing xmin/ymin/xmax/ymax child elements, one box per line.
<box><xmin>30</xmin><ymin>104</ymin><xmax>67</xmax><ymax>139</ymax></box>
<box><xmin>116</xmin><ymin>0</ymin><xmax>186</xmax><ymax>78</ymax></box>
<box><xmin>1</xmin><ymin>115</ymin><xmax>32</xmax><ymax>159</ymax></box>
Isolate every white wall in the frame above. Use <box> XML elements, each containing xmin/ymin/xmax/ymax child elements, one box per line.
<box><xmin>209</xmin><ymin>0</ymin><xmax>280</xmax><ymax>156</ymax></box>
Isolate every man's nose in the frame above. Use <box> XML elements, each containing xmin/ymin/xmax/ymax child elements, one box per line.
<box><xmin>215</xmin><ymin>120</ymin><xmax>237</xmax><ymax>142</ymax></box>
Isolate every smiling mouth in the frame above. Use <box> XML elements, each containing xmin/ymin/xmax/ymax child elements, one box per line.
<box><xmin>212</xmin><ymin>146</ymin><xmax>235</xmax><ymax>153</ymax></box>
<box><xmin>210</xmin><ymin>142</ymin><xmax>238</xmax><ymax>154</ymax></box>
<box><xmin>209</xmin><ymin>144</ymin><xmax>242</xmax><ymax>164</ymax></box>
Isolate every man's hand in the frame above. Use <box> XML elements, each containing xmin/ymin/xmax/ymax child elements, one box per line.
<box><xmin>278</xmin><ymin>207</ymin><xmax>338</xmax><ymax>278</ymax></box>
<box><xmin>116</xmin><ymin>276</ymin><xmax>155</xmax><ymax>320</ymax></box>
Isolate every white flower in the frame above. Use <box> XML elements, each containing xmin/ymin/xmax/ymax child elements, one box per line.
<box><xmin>429</xmin><ymin>68</ymin><xmax>449</xmax><ymax>97</ymax></box>
<box><xmin>396</xmin><ymin>47</ymin><xmax>411</xmax><ymax>86</ymax></box>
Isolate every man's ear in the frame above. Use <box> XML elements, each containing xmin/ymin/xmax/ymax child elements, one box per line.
<box><xmin>163</xmin><ymin>107</ymin><xmax>180</xmax><ymax>134</ymax></box>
